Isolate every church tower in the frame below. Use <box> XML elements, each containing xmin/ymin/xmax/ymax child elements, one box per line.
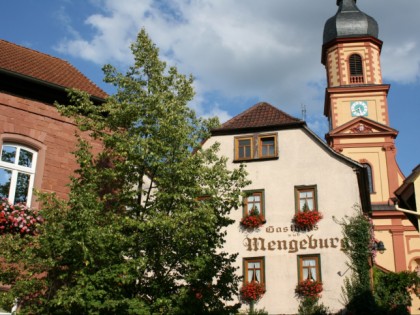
<box><xmin>322</xmin><ymin>0</ymin><xmax>404</xmax><ymax>205</ymax></box>
<box><xmin>321</xmin><ymin>0</ymin><xmax>419</xmax><ymax>275</ymax></box>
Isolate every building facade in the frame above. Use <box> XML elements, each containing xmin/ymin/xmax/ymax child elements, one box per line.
<box><xmin>395</xmin><ymin>164</ymin><xmax>420</xmax><ymax>232</ymax></box>
<box><xmin>0</xmin><ymin>40</ymin><xmax>106</xmax><ymax>310</ymax></box>
<box><xmin>204</xmin><ymin>102</ymin><xmax>370</xmax><ymax>314</ymax></box>
<box><xmin>322</xmin><ymin>1</ymin><xmax>420</xmax><ymax>312</ymax></box>
<box><xmin>0</xmin><ymin>40</ymin><xmax>106</xmax><ymax>208</ymax></box>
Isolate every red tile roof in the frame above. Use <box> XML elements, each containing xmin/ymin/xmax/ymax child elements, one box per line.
<box><xmin>213</xmin><ymin>102</ymin><xmax>303</xmax><ymax>134</ymax></box>
<box><xmin>0</xmin><ymin>39</ymin><xmax>107</xmax><ymax>99</ymax></box>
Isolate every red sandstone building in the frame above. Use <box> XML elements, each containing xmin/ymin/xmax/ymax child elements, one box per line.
<box><xmin>0</xmin><ymin>40</ymin><xmax>107</xmax><ymax>208</ymax></box>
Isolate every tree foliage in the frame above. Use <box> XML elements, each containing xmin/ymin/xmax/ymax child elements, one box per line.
<box><xmin>374</xmin><ymin>268</ymin><xmax>420</xmax><ymax>315</ymax></box>
<box><xmin>338</xmin><ymin>206</ymin><xmax>420</xmax><ymax>315</ymax></box>
<box><xmin>338</xmin><ymin>205</ymin><xmax>378</xmax><ymax>315</ymax></box>
<box><xmin>296</xmin><ymin>297</ymin><xmax>330</xmax><ymax>315</ymax></box>
<box><xmin>0</xmin><ymin>29</ymin><xmax>249</xmax><ymax>314</ymax></box>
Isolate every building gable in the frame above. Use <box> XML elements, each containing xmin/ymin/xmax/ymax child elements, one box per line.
<box><xmin>212</xmin><ymin>102</ymin><xmax>304</xmax><ymax>135</ymax></box>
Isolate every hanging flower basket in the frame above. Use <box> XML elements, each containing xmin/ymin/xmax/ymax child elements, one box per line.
<box><xmin>295</xmin><ymin>280</ymin><xmax>323</xmax><ymax>299</ymax></box>
<box><xmin>0</xmin><ymin>198</ymin><xmax>43</xmax><ymax>236</ymax></box>
<box><xmin>240</xmin><ymin>282</ymin><xmax>265</xmax><ymax>303</ymax></box>
<box><xmin>292</xmin><ymin>209</ymin><xmax>322</xmax><ymax>230</ymax></box>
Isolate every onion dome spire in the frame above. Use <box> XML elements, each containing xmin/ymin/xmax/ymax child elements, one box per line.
<box><xmin>323</xmin><ymin>0</ymin><xmax>379</xmax><ymax>44</ymax></box>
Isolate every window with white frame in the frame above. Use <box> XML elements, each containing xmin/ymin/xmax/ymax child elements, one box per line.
<box><xmin>0</xmin><ymin>144</ymin><xmax>37</xmax><ymax>205</ymax></box>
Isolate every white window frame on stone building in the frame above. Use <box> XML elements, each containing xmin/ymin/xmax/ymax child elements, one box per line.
<box><xmin>0</xmin><ymin>143</ymin><xmax>37</xmax><ymax>206</ymax></box>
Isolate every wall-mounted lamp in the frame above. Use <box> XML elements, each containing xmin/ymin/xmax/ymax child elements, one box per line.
<box><xmin>373</xmin><ymin>240</ymin><xmax>386</xmax><ymax>254</ymax></box>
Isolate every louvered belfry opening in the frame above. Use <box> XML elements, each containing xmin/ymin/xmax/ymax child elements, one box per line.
<box><xmin>349</xmin><ymin>54</ymin><xmax>364</xmax><ymax>84</ymax></box>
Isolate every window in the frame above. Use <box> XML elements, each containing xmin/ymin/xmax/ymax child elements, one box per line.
<box><xmin>243</xmin><ymin>190</ymin><xmax>265</xmax><ymax>219</ymax></box>
<box><xmin>259</xmin><ymin>135</ymin><xmax>276</xmax><ymax>158</ymax></box>
<box><xmin>235</xmin><ymin>137</ymin><xmax>253</xmax><ymax>160</ymax></box>
<box><xmin>359</xmin><ymin>160</ymin><xmax>375</xmax><ymax>194</ymax></box>
<box><xmin>298</xmin><ymin>255</ymin><xmax>321</xmax><ymax>282</ymax></box>
<box><xmin>349</xmin><ymin>54</ymin><xmax>364</xmax><ymax>84</ymax></box>
<box><xmin>234</xmin><ymin>133</ymin><xmax>278</xmax><ymax>162</ymax></box>
<box><xmin>363</xmin><ymin>163</ymin><xmax>374</xmax><ymax>194</ymax></box>
<box><xmin>244</xmin><ymin>257</ymin><xmax>265</xmax><ymax>284</ymax></box>
<box><xmin>295</xmin><ymin>185</ymin><xmax>317</xmax><ymax>212</ymax></box>
<box><xmin>0</xmin><ymin>144</ymin><xmax>37</xmax><ymax>205</ymax></box>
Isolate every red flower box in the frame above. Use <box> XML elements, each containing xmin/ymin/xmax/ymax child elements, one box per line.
<box><xmin>240</xmin><ymin>215</ymin><xmax>264</xmax><ymax>229</ymax></box>
<box><xmin>295</xmin><ymin>280</ymin><xmax>323</xmax><ymax>298</ymax></box>
<box><xmin>292</xmin><ymin>210</ymin><xmax>322</xmax><ymax>230</ymax></box>
<box><xmin>240</xmin><ymin>206</ymin><xmax>265</xmax><ymax>229</ymax></box>
<box><xmin>240</xmin><ymin>282</ymin><xmax>265</xmax><ymax>303</ymax></box>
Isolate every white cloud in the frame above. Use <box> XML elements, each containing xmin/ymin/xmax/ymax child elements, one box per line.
<box><xmin>55</xmin><ymin>0</ymin><xmax>420</xmax><ymax>121</ymax></box>
<box><xmin>382</xmin><ymin>42</ymin><xmax>420</xmax><ymax>84</ymax></box>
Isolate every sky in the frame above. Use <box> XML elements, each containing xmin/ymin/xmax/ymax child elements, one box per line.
<box><xmin>1</xmin><ymin>0</ymin><xmax>419</xmax><ymax>176</ymax></box>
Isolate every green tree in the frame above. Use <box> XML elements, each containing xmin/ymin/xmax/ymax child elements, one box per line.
<box><xmin>374</xmin><ymin>269</ymin><xmax>420</xmax><ymax>315</ymax></box>
<box><xmin>0</xmin><ymin>29</ymin><xmax>249</xmax><ymax>315</ymax></box>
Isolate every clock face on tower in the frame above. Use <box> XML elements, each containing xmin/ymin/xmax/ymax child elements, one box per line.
<box><xmin>350</xmin><ymin>101</ymin><xmax>368</xmax><ymax>117</ymax></box>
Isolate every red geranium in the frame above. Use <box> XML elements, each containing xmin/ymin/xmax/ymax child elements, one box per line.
<box><xmin>295</xmin><ymin>280</ymin><xmax>323</xmax><ymax>298</ymax></box>
<box><xmin>240</xmin><ymin>215</ymin><xmax>264</xmax><ymax>228</ymax></box>
<box><xmin>240</xmin><ymin>207</ymin><xmax>265</xmax><ymax>229</ymax></box>
<box><xmin>292</xmin><ymin>209</ymin><xmax>322</xmax><ymax>230</ymax></box>
<box><xmin>240</xmin><ymin>282</ymin><xmax>265</xmax><ymax>303</ymax></box>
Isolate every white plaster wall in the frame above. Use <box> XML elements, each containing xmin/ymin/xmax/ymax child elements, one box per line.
<box><xmin>204</xmin><ymin>128</ymin><xmax>363</xmax><ymax>314</ymax></box>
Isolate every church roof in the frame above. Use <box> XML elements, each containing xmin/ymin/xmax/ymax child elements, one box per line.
<box><xmin>0</xmin><ymin>39</ymin><xmax>107</xmax><ymax>100</ymax></box>
<box><xmin>323</xmin><ymin>0</ymin><xmax>379</xmax><ymax>44</ymax></box>
<box><xmin>212</xmin><ymin>102</ymin><xmax>303</xmax><ymax>135</ymax></box>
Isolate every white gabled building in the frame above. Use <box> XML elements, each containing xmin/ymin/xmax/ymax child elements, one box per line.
<box><xmin>203</xmin><ymin>102</ymin><xmax>371</xmax><ymax>314</ymax></box>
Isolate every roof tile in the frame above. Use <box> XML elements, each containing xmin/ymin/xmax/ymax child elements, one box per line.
<box><xmin>0</xmin><ymin>39</ymin><xmax>107</xmax><ymax>99</ymax></box>
<box><xmin>213</xmin><ymin>102</ymin><xmax>302</xmax><ymax>133</ymax></box>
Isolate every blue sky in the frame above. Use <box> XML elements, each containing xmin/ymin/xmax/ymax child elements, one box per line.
<box><xmin>1</xmin><ymin>0</ymin><xmax>419</xmax><ymax>176</ymax></box>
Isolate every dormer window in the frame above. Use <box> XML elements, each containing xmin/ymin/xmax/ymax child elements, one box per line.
<box><xmin>259</xmin><ymin>136</ymin><xmax>276</xmax><ymax>158</ymax></box>
<box><xmin>234</xmin><ymin>133</ymin><xmax>278</xmax><ymax>162</ymax></box>
<box><xmin>236</xmin><ymin>137</ymin><xmax>253</xmax><ymax>160</ymax></box>
<box><xmin>349</xmin><ymin>54</ymin><xmax>364</xmax><ymax>84</ymax></box>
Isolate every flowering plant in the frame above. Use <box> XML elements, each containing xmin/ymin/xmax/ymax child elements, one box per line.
<box><xmin>0</xmin><ymin>198</ymin><xmax>43</xmax><ymax>236</ymax></box>
<box><xmin>240</xmin><ymin>207</ymin><xmax>265</xmax><ymax>229</ymax></box>
<box><xmin>295</xmin><ymin>279</ymin><xmax>323</xmax><ymax>298</ymax></box>
<box><xmin>292</xmin><ymin>203</ymin><xmax>322</xmax><ymax>230</ymax></box>
<box><xmin>240</xmin><ymin>282</ymin><xmax>265</xmax><ymax>303</ymax></box>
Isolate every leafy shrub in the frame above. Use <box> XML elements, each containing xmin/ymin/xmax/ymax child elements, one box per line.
<box><xmin>374</xmin><ymin>269</ymin><xmax>420</xmax><ymax>315</ymax></box>
<box><xmin>297</xmin><ymin>296</ymin><xmax>330</xmax><ymax>315</ymax></box>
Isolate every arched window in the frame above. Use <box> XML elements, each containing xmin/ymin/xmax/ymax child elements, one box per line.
<box><xmin>362</xmin><ymin>163</ymin><xmax>374</xmax><ymax>193</ymax></box>
<box><xmin>349</xmin><ymin>54</ymin><xmax>364</xmax><ymax>83</ymax></box>
<box><xmin>0</xmin><ymin>143</ymin><xmax>37</xmax><ymax>205</ymax></box>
